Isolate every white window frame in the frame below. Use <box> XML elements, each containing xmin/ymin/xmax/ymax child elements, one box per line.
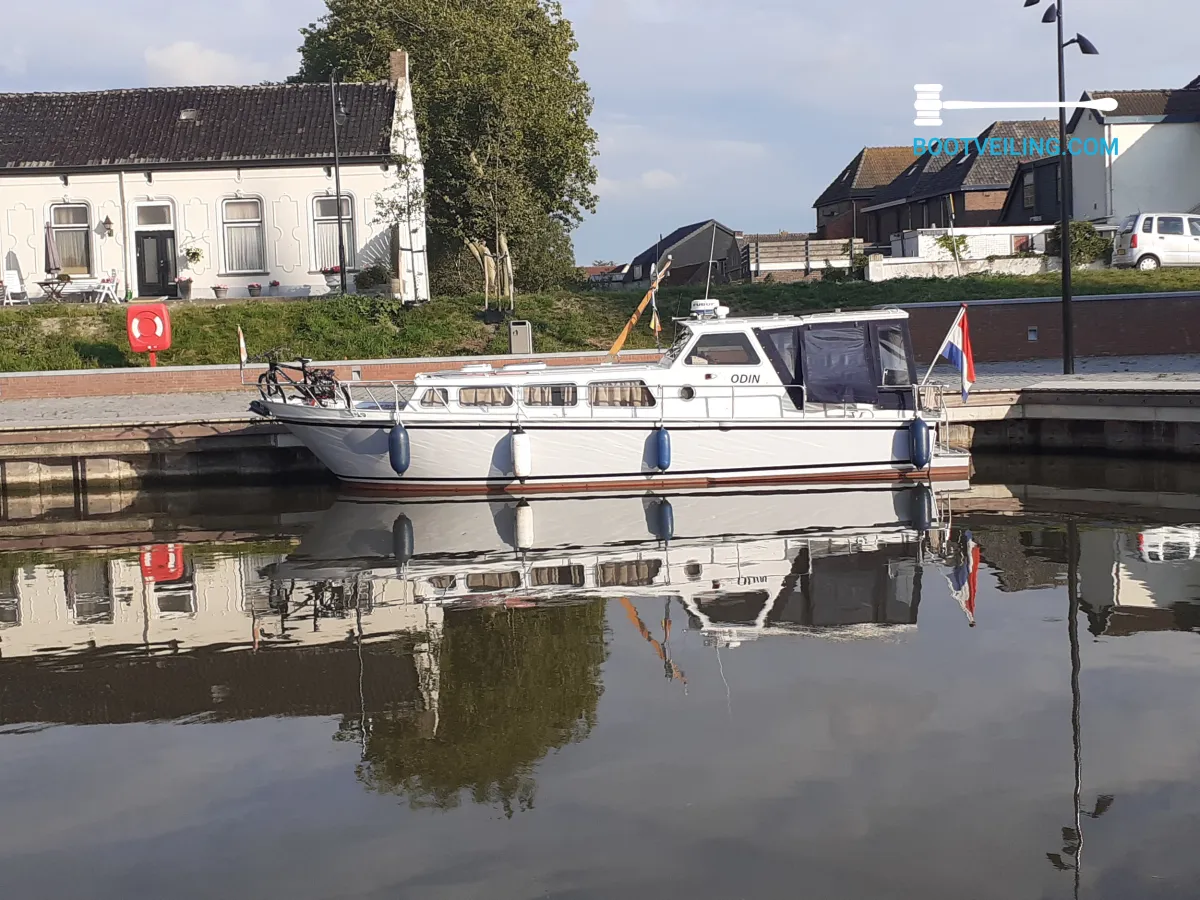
<box><xmin>134</xmin><ymin>201</ymin><xmax>175</xmax><ymax>231</ymax></box>
<box><xmin>312</xmin><ymin>193</ymin><xmax>357</xmax><ymax>271</ymax></box>
<box><xmin>49</xmin><ymin>202</ymin><xmax>93</xmax><ymax>275</ymax></box>
<box><xmin>220</xmin><ymin>197</ymin><xmax>267</xmax><ymax>275</ymax></box>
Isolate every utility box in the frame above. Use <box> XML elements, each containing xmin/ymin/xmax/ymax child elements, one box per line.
<box><xmin>509</xmin><ymin>320</ymin><xmax>533</xmax><ymax>355</ymax></box>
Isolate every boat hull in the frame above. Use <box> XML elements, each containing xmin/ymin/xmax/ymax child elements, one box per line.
<box><xmin>267</xmin><ymin>405</ymin><xmax>970</xmax><ymax>495</ymax></box>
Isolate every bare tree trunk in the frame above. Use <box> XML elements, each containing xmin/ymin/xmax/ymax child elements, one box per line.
<box><xmin>497</xmin><ymin>231</ymin><xmax>514</xmax><ymax>308</ymax></box>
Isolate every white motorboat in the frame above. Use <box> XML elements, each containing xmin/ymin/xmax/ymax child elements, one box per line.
<box><xmin>252</xmin><ymin>297</ymin><xmax>969</xmax><ymax>495</ymax></box>
<box><xmin>271</xmin><ymin>483</ymin><xmax>966</xmax><ymax>644</ymax></box>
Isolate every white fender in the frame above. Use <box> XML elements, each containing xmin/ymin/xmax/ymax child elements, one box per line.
<box><xmin>515</xmin><ymin>501</ymin><xmax>534</xmax><ymax>550</ymax></box>
<box><xmin>511</xmin><ymin>429</ymin><xmax>532</xmax><ymax>480</ymax></box>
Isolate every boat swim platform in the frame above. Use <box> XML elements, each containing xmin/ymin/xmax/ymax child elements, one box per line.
<box><xmin>1</xmin><ymin>374</ymin><xmax>1199</xmax><ymax>493</ymax></box>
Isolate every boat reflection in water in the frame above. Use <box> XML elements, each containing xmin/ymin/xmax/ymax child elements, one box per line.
<box><xmin>276</xmin><ymin>485</ymin><xmax>951</xmax><ymax>645</ymax></box>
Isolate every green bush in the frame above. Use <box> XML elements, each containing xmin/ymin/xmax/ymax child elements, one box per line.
<box><xmin>1047</xmin><ymin>220</ymin><xmax>1112</xmax><ymax>264</ymax></box>
<box><xmin>354</xmin><ymin>263</ymin><xmax>392</xmax><ymax>291</ymax></box>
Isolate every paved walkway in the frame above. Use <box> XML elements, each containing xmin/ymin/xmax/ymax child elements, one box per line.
<box><xmin>0</xmin><ymin>391</ymin><xmax>256</xmax><ymax>430</ymax></box>
<box><xmin>3</xmin><ymin>354</ymin><xmax>1200</xmax><ymax>430</ymax></box>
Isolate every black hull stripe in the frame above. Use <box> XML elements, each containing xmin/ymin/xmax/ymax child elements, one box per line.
<box><xmin>341</xmin><ymin>459</ymin><xmax>913</xmax><ymax>483</ymax></box>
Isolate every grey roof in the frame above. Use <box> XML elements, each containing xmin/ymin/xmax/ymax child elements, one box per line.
<box><xmin>0</xmin><ymin>83</ymin><xmax>397</xmax><ymax>171</ymax></box>
<box><xmin>914</xmin><ymin>119</ymin><xmax>1059</xmax><ymax>200</ymax></box>
<box><xmin>863</xmin><ymin>151</ymin><xmax>955</xmax><ymax>210</ymax></box>
<box><xmin>1080</xmin><ymin>88</ymin><xmax>1200</xmax><ymax>122</ymax></box>
<box><xmin>813</xmin><ymin>146</ymin><xmax>913</xmax><ymax>208</ymax></box>
<box><xmin>865</xmin><ymin>120</ymin><xmax>1057</xmax><ymax>210</ymax></box>
<box><xmin>629</xmin><ymin>220</ymin><xmax>734</xmax><ymax>269</ymax></box>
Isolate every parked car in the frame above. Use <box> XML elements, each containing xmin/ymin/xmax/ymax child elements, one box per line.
<box><xmin>1138</xmin><ymin>528</ymin><xmax>1200</xmax><ymax>563</ymax></box>
<box><xmin>1113</xmin><ymin>213</ymin><xmax>1200</xmax><ymax>270</ymax></box>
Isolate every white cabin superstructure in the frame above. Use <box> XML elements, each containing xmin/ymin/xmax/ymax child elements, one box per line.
<box><xmin>254</xmin><ymin>303</ymin><xmax>969</xmax><ymax>494</ymax></box>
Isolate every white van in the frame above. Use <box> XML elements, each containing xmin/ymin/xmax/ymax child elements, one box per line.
<box><xmin>1113</xmin><ymin>213</ymin><xmax>1200</xmax><ymax>270</ymax></box>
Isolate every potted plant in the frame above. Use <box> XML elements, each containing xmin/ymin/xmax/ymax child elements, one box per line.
<box><xmin>247</xmin><ymin>282</ymin><xmax>263</xmax><ymax>297</ymax></box>
<box><xmin>321</xmin><ymin>265</ymin><xmax>343</xmax><ymax>291</ymax></box>
<box><xmin>212</xmin><ymin>284</ymin><xmax>229</xmax><ymax>299</ymax></box>
<box><xmin>184</xmin><ymin>246</ymin><xmax>204</xmax><ymax>267</ymax></box>
<box><xmin>268</xmin><ymin>279</ymin><xmax>281</xmax><ymax>296</ymax></box>
<box><xmin>175</xmin><ymin>275</ymin><xmax>193</xmax><ymax>300</ymax></box>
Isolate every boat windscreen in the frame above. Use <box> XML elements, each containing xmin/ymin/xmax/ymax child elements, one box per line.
<box><xmin>660</xmin><ymin>327</ymin><xmax>693</xmax><ymax>365</ymax></box>
<box><xmin>802</xmin><ymin>325</ymin><xmax>878</xmax><ymax>404</ymax></box>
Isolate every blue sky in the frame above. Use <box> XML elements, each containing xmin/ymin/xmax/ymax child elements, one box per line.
<box><xmin>4</xmin><ymin>0</ymin><xmax>1198</xmax><ymax>264</ymax></box>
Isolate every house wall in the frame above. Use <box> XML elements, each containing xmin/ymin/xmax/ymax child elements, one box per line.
<box><xmin>816</xmin><ymin>200</ymin><xmax>872</xmax><ymax>241</ymax></box>
<box><xmin>0</xmin><ymin>162</ymin><xmax>428</xmax><ymax>301</ymax></box>
<box><xmin>1001</xmin><ymin>163</ymin><xmax>1060</xmax><ymax>225</ymax></box>
<box><xmin>889</xmin><ymin>225</ymin><xmax>1055</xmax><ymax>260</ymax></box>
<box><xmin>1073</xmin><ymin>114</ymin><xmax>1200</xmax><ymax>223</ymax></box>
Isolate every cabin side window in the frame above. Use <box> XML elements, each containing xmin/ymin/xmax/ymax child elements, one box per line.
<box><xmin>459</xmin><ymin>386</ymin><xmax>515</xmax><ymax>407</ymax></box>
<box><xmin>875</xmin><ymin>324</ymin><xmax>912</xmax><ymax>386</ymax></box>
<box><xmin>524</xmin><ymin>384</ymin><xmax>579</xmax><ymax>407</ymax></box>
<box><xmin>420</xmin><ymin>388</ymin><xmax>449</xmax><ymax>408</ymax></box>
<box><xmin>801</xmin><ymin>324</ymin><xmax>878</xmax><ymax>405</ymax></box>
<box><xmin>588</xmin><ymin>380</ymin><xmax>656</xmax><ymax>408</ymax></box>
<box><xmin>684</xmin><ymin>333</ymin><xmax>761</xmax><ymax>366</ymax></box>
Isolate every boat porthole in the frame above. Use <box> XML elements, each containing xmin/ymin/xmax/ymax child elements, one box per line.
<box><xmin>685</xmin><ymin>562</ymin><xmax>703</xmax><ymax>580</ymax></box>
<box><xmin>680</xmin><ymin>386</ymin><xmax>696</xmax><ymax>400</ymax></box>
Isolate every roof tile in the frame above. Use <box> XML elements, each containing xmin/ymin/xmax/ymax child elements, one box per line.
<box><xmin>0</xmin><ymin>83</ymin><xmax>396</xmax><ymax>170</ymax></box>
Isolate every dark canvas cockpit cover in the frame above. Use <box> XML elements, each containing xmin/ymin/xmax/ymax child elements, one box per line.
<box><xmin>802</xmin><ymin>325</ymin><xmax>878</xmax><ymax>404</ymax></box>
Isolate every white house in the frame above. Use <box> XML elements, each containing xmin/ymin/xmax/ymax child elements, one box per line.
<box><xmin>1070</xmin><ymin>83</ymin><xmax>1200</xmax><ymax>224</ymax></box>
<box><xmin>0</xmin><ymin>50</ymin><xmax>429</xmax><ymax>302</ymax></box>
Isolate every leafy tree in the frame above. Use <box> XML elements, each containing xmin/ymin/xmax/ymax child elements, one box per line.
<box><xmin>336</xmin><ymin>600</ymin><xmax>607</xmax><ymax>816</ymax></box>
<box><xmin>294</xmin><ymin>0</ymin><xmax>598</xmax><ymax>301</ymax></box>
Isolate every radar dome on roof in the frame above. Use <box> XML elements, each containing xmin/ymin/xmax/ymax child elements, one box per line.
<box><xmin>690</xmin><ymin>298</ymin><xmax>720</xmax><ymax>318</ymax></box>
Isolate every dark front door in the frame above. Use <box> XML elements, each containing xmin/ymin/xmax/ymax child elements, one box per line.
<box><xmin>136</xmin><ymin>232</ymin><xmax>178</xmax><ymax>297</ymax></box>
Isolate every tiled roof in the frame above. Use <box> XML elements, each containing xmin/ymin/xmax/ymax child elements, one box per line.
<box><xmin>813</xmin><ymin>146</ymin><xmax>912</xmax><ymax>208</ymax></box>
<box><xmin>1084</xmin><ymin>88</ymin><xmax>1200</xmax><ymax>119</ymax></box>
<box><xmin>0</xmin><ymin>83</ymin><xmax>397</xmax><ymax>171</ymax></box>
<box><xmin>864</xmin><ymin>151</ymin><xmax>955</xmax><ymax>210</ymax></box>
<box><xmin>916</xmin><ymin>119</ymin><xmax>1060</xmax><ymax>199</ymax></box>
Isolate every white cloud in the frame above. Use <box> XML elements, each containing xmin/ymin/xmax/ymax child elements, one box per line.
<box><xmin>639</xmin><ymin>169</ymin><xmax>680</xmax><ymax>190</ymax></box>
<box><xmin>144</xmin><ymin>42</ymin><xmax>272</xmax><ymax>87</ymax></box>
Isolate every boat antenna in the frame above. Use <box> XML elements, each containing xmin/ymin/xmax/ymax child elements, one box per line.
<box><xmin>703</xmin><ymin>222</ymin><xmax>718</xmax><ymax>302</ymax></box>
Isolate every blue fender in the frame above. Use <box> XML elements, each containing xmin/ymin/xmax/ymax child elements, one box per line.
<box><xmin>388</xmin><ymin>423</ymin><xmax>411</xmax><ymax>475</ymax></box>
<box><xmin>654</xmin><ymin>427</ymin><xmax>672</xmax><ymax>472</ymax></box>
<box><xmin>392</xmin><ymin>514</ymin><xmax>415</xmax><ymax>566</ymax></box>
<box><xmin>908</xmin><ymin>417</ymin><xmax>932</xmax><ymax>470</ymax></box>
<box><xmin>910</xmin><ymin>485</ymin><xmax>934</xmax><ymax>533</ymax></box>
<box><xmin>649</xmin><ymin>498</ymin><xmax>674</xmax><ymax>542</ymax></box>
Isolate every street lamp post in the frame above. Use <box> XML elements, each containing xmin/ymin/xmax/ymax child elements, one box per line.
<box><xmin>1024</xmin><ymin>0</ymin><xmax>1099</xmax><ymax>375</ymax></box>
<box><xmin>330</xmin><ymin>70</ymin><xmax>349</xmax><ymax>295</ymax></box>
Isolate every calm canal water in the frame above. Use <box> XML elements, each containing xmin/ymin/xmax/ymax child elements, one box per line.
<box><xmin>2</xmin><ymin>461</ymin><xmax>1200</xmax><ymax>899</ymax></box>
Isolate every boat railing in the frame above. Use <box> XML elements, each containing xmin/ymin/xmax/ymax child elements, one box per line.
<box><xmin>263</xmin><ymin>363</ymin><xmax>954</xmax><ymax>427</ymax></box>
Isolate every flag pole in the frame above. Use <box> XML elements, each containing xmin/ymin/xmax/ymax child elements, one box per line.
<box><xmin>920</xmin><ymin>304</ymin><xmax>966</xmax><ymax>386</ymax></box>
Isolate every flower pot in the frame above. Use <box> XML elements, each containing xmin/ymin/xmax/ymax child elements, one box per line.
<box><xmin>248</xmin><ymin>286</ymin><xmax>262</xmax><ymax>297</ymax></box>
<box><xmin>268</xmin><ymin>285</ymin><xmax>279</xmax><ymax>296</ymax></box>
<box><xmin>177</xmin><ymin>281</ymin><xmax>192</xmax><ymax>300</ymax></box>
<box><xmin>212</xmin><ymin>287</ymin><xmax>228</xmax><ymax>299</ymax></box>
<box><xmin>324</xmin><ymin>274</ymin><xmax>341</xmax><ymax>291</ymax></box>
<box><xmin>389</xmin><ymin>278</ymin><xmax>404</xmax><ymax>298</ymax></box>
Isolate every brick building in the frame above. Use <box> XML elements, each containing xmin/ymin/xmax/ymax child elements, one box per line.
<box><xmin>812</xmin><ymin>146</ymin><xmax>911</xmax><ymax>242</ymax></box>
<box><xmin>863</xmin><ymin>120</ymin><xmax>1058</xmax><ymax>242</ymax></box>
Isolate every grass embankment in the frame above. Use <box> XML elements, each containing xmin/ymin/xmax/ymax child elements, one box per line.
<box><xmin>1</xmin><ymin>268</ymin><xmax>1196</xmax><ymax>372</ymax></box>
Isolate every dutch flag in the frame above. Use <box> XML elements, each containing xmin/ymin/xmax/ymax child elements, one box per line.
<box><xmin>948</xmin><ymin>530</ymin><xmax>980</xmax><ymax>627</ymax></box>
<box><xmin>935</xmin><ymin>304</ymin><xmax>976</xmax><ymax>402</ymax></box>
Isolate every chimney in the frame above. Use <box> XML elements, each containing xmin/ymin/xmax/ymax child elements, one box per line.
<box><xmin>389</xmin><ymin>49</ymin><xmax>409</xmax><ymax>86</ymax></box>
